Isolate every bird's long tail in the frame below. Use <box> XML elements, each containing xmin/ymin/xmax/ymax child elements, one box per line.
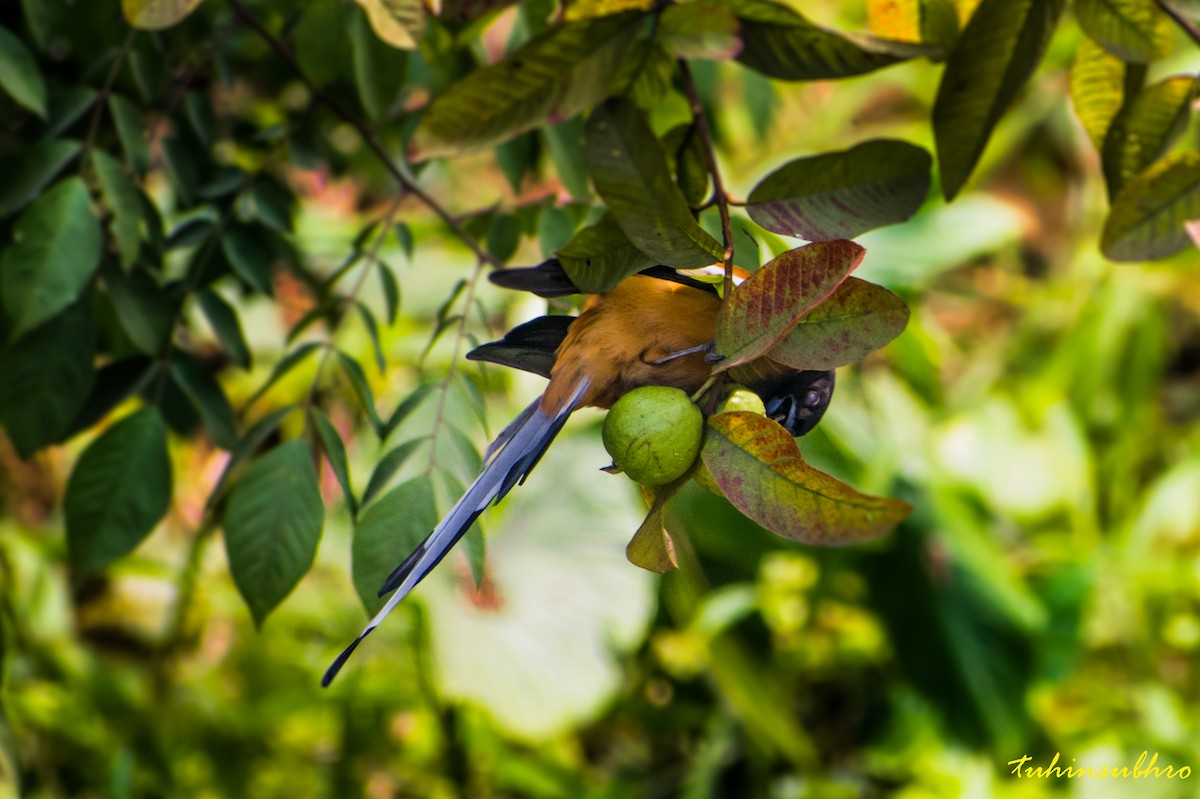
<box><xmin>322</xmin><ymin>379</ymin><xmax>590</xmax><ymax>686</ymax></box>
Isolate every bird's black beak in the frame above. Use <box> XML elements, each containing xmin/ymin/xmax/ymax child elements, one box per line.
<box><xmin>763</xmin><ymin>370</ymin><xmax>835</xmax><ymax>437</ymax></box>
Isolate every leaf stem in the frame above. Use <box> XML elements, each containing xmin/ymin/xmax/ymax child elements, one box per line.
<box><xmin>223</xmin><ymin>0</ymin><xmax>500</xmax><ymax>268</ymax></box>
<box><xmin>80</xmin><ymin>30</ymin><xmax>137</xmax><ymax>170</ymax></box>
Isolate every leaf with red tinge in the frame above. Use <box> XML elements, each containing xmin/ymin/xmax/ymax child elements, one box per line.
<box><xmin>746</xmin><ymin>139</ymin><xmax>931</xmax><ymax>241</ymax></box>
<box><xmin>767</xmin><ymin>277</ymin><xmax>909</xmax><ymax>370</ymax></box>
<box><xmin>702</xmin><ymin>412</ymin><xmax>909</xmax><ymax>545</ymax></box>
<box><xmin>714</xmin><ymin>240</ymin><xmax>864</xmax><ymax>369</ymax></box>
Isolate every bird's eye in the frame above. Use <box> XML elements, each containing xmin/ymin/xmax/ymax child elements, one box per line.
<box><xmin>804</xmin><ymin>390</ymin><xmax>822</xmax><ymax>407</ymax></box>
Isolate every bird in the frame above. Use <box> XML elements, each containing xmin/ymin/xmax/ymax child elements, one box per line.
<box><xmin>322</xmin><ymin>260</ymin><xmax>835</xmax><ymax>686</ymax></box>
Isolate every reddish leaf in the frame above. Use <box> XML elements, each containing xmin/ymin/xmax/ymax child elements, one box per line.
<box><xmin>713</xmin><ymin>240</ymin><xmax>864</xmax><ymax>369</ymax></box>
<box><xmin>702</xmin><ymin>412</ymin><xmax>910</xmax><ymax>545</ymax></box>
<box><xmin>767</xmin><ymin>277</ymin><xmax>909</xmax><ymax>370</ymax></box>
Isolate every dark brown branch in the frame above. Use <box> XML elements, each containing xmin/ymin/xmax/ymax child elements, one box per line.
<box><xmin>223</xmin><ymin>0</ymin><xmax>499</xmax><ymax>268</ymax></box>
<box><xmin>1156</xmin><ymin>0</ymin><xmax>1200</xmax><ymax>48</ymax></box>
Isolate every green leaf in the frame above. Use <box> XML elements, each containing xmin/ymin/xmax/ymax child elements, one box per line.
<box><xmin>337</xmin><ymin>351</ymin><xmax>385</xmax><ymax>437</ymax></box>
<box><xmin>537</xmin><ymin>206</ymin><xmax>576</xmax><ymax>259</ymax></box>
<box><xmin>91</xmin><ymin>150</ymin><xmax>143</xmax><ymax>271</ymax></box>
<box><xmin>354</xmin><ymin>300</ymin><xmax>386</xmax><ymax>374</ymax></box>
<box><xmin>0</xmin><ymin>177</ymin><xmax>102</xmax><ymax>339</ymax></box>
<box><xmin>222</xmin><ymin>224</ymin><xmax>274</xmax><ymax>295</ymax></box>
<box><xmin>294</xmin><ymin>0</ymin><xmax>351</xmax><ymax>87</ymax></box>
<box><xmin>746</xmin><ymin>139</ymin><xmax>931</xmax><ymax>241</ymax></box>
<box><xmin>248</xmin><ymin>180</ymin><xmax>294</xmax><ymax>233</ymax></box>
<box><xmin>702</xmin><ymin>411</ymin><xmax>910</xmax><ymax>544</ymax></box>
<box><xmin>381</xmin><ymin>383</ymin><xmax>435</xmax><ymax>438</ymax></box>
<box><xmin>224</xmin><ymin>439</ymin><xmax>324</xmax><ymax>627</ymax></box>
<box><xmin>311</xmin><ymin>407</ymin><xmax>358</xmax><ymax>515</ymax></box>
<box><xmin>585</xmin><ymin>100</ymin><xmax>723</xmax><ymax>268</ymax></box>
<box><xmin>932</xmin><ymin>0</ymin><xmax>1064</xmax><ymax>199</ymax></box>
<box><xmin>42</xmin><ymin>87</ymin><xmax>98</xmax><ymax>140</ymax></box>
<box><xmin>197</xmin><ymin>289</ymin><xmax>252</xmax><ymax>369</ymax></box>
<box><xmin>1101</xmin><ymin>150</ymin><xmax>1200</xmax><ymax>261</ymax></box>
<box><xmin>556</xmin><ymin>212</ymin><xmax>656</xmax><ymax>293</ymax></box>
<box><xmin>487</xmin><ymin>213</ymin><xmax>522</xmax><ymax>263</ymax></box>
<box><xmin>1102</xmin><ymin>75</ymin><xmax>1197</xmax><ymax>197</ymax></box>
<box><xmin>63</xmin><ymin>357</ymin><xmax>156</xmax><ymax>441</ymax></box>
<box><xmin>542</xmin><ymin>117</ymin><xmax>590</xmax><ymax>200</ymax></box>
<box><xmin>104</xmin><ymin>265</ymin><xmax>178</xmax><ymax>355</ymax></box>
<box><xmin>659</xmin><ymin>0</ymin><xmax>742</xmax><ymax>60</ymax></box>
<box><xmin>354</xmin><ymin>0</ymin><xmax>424</xmax><ymax>49</ymax></box>
<box><xmin>0</xmin><ymin>300</ymin><xmax>94</xmax><ymax>458</ymax></box>
<box><xmin>65</xmin><ymin>408</ymin><xmax>172</xmax><ymax>576</ymax></box>
<box><xmin>411</xmin><ymin>12</ymin><xmax>641</xmax><ymax>159</ymax></box>
<box><xmin>724</xmin><ymin>0</ymin><xmax>924</xmax><ymax>81</ymax></box>
<box><xmin>1075</xmin><ymin>0</ymin><xmax>1172</xmax><ymax>63</ymax></box>
<box><xmin>626</xmin><ymin>487</ymin><xmax>678</xmax><ymax>573</ymax></box>
<box><xmin>376</xmin><ymin>261</ymin><xmax>400</xmax><ymax>324</ymax></box>
<box><xmin>170</xmin><ymin>353</ymin><xmax>238</xmax><ymax>449</ymax></box>
<box><xmin>0</xmin><ymin>24</ymin><xmax>47</xmax><ymax>116</ymax></box>
<box><xmin>612</xmin><ymin>39</ymin><xmax>676</xmax><ymax>109</ymax></box>
<box><xmin>121</xmin><ymin>0</ymin><xmax>206</xmax><ymax>30</ymax></box>
<box><xmin>160</xmin><ymin>136</ymin><xmax>198</xmax><ymax>206</ymax></box>
<box><xmin>0</xmin><ymin>139</ymin><xmax>80</xmax><ymax>217</ymax></box>
<box><xmin>352</xmin><ymin>476</ymin><xmax>437</xmax><ymax>614</ymax></box>
<box><xmin>361</xmin><ymin>438</ymin><xmax>424</xmax><ymax>508</ymax></box>
<box><xmin>350</xmin><ymin>5</ymin><xmax>410</xmax><ymax>120</ymax></box>
<box><xmin>714</xmin><ymin>240</ymin><xmax>865</xmax><ymax>369</ymax></box>
<box><xmin>766</xmin><ymin>277</ymin><xmax>910</xmax><ymax>370</ymax></box>
<box><xmin>109</xmin><ymin>94</ymin><xmax>152</xmax><ymax>176</ymax></box>
<box><xmin>207</xmin><ymin>405</ymin><xmax>298</xmax><ymax>511</ymax></box>
<box><xmin>1069</xmin><ymin>36</ymin><xmax>1129</xmax><ymax>151</ymax></box>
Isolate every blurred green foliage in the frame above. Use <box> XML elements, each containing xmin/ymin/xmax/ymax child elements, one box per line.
<box><xmin>2</xmin><ymin>0</ymin><xmax>1200</xmax><ymax>798</ymax></box>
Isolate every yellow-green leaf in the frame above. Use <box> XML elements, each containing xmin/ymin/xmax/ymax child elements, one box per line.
<box><xmin>121</xmin><ymin>0</ymin><xmax>206</xmax><ymax>30</ymax></box>
<box><xmin>354</xmin><ymin>0</ymin><xmax>424</xmax><ymax>49</ymax></box>
<box><xmin>702</xmin><ymin>412</ymin><xmax>910</xmax><ymax>545</ymax></box>
<box><xmin>1069</xmin><ymin>36</ymin><xmax>1129</xmax><ymax>151</ymax></box>
<box><xmin>1074</xmin><ymin>0</ymin><xmax>1172</xmax><ymax>63</ymax></box>
<box><xmin>1101</xmin><ymin>75</ymin><xmax>1197</xmax><ymax>197</ymax></box>
<box><xmin>1101</xmin><ymin>151</ymin><xmax>1200</xmax><ymax>261</ymax></box>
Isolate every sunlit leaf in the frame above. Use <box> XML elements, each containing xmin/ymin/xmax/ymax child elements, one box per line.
<box><xmin>723</xmin><ymin>0</ymin><xmax>929</xmax><ymax>81</ymax></box>
<box><xmin>702</xmin><ymin>412</ymin><xmax>910</xmax><ymax>544</ymax></box>
<box><xmin>557</xmin><ymin>212</ymin><xmax>656</xmax><ymax>293</ymax></box>
<box><xmin>1102</xmin><ymin>75</ymin><xmax>1197</xmax><ymax>197</ymax></box>
<box><xmin>224</xmin><ymin>439</ymin><xmax>324</xmax><ymax>627</ymax></box>
<box><xmin>1069</xmin><ymin>36</ymin><xmax>1129</xmax><ymax>151</ymax></box>
<box><xmin>767</xmin><ymin>277</ymin><xmax>910</xmax><ymax>370</ymax></box>
<box><xmin>714</xmin><ymin>240</ymin><xmax>865</xmax><ymax>369</ymax></box>
<box><xmin>659</xmin><ymin>1</ymin><xmax>742</xmax><ymax>60</ymax></box>
<box><xmin>122</xmin><ymin>0</ymin><xmax>205</xmax><ymax>29</ymax></box>
<box><xmin>65</xmin><ymin>408</ymin><xmax>172</xmax><ymax>575</ymax></box>
<box><xmin>0</xmin><ymin>24</ymin><xmax>46</xmax><ymax>116</ymax></box>
<box><xmin>91</xmin><ymin>150</ymin><xmax>142</xmax><ymax>271</ymax></box>
<box><xmin>1101</xmin><ymin>151</ymin><xmax>1200</xmax><ymax>261</ymax></box>
<box><xmin>0</xmin><ymin>301</ymin><xmax>94</xmax><ymax>458</ymax></box>
<box><xmin>746</xmin><ymin>139</ymin><xmax>931</xmax><ymax>241</ymax></box>
<box><xmin>0</xmin><ymin>139</ymin><xmax>79</xmax><ymax>217</ymax></box>
<box><xmin>354</xmin><ymin>0</ymin><xmax>424</xmax><ymax>49</ymax></box>
<box><xmin>933</xmin><ymin>0</ymin><xmax>1064</xmax><ymax>199</ymax></box>
<box><xmin>564</xmin><ymin>0</ymin><xmax>655</xmax><ymax>21</ymax></box>
<box><xmin>0</xmin><ymin>177</ymin><xmax>101</xmax><ymax>339</ymax></box>
<box><xmin>585</xmin><ymin>100</ymin><xmax>724</xmax><ymax>268</ymax></box>
<box><xmin>411</xmin><ymin>13</ymin><xmax>641</xmax><ymax>159</ymax></box>
<box><xmin>867</xmin><ymin>0</ymin><xmax>959</xmax><ymax>48</ymax></box>
<box><xmin>1075</xmin><ymin>0</ymin><xmax>1172</xmax><ymax>63</ymax></box>
<box><xmin>626</xmin><ymin>486</ymin><xmax>678</xmax><ymax>573</ymax></box>
<box><xmin>62</xmin><ymin>357</ymin><xmax>155</xmax><ymax>442</ymax></box>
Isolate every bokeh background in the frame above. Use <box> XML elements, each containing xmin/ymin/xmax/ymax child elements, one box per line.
<box><xmin>2</xmin><ymin>1</ymin><xmax>1200</xmax><ymax>797</ymax></box>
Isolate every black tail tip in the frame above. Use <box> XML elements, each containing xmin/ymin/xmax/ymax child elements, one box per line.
<box><xmin>321</xmin><ymin>633</ymin><xmax>367</xmax><ymax>687</ymax></box>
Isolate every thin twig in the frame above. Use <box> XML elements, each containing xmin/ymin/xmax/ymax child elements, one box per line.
<box><xmin>679</xmin><ymin>60</ymin><xmax>735</xmax><ymax>298</ymax></box>
<box><xmin>80</xmin><ymin>30</ymin><xmax>137</xmax><ymax>168</ymax></box>
<box><xmin>425</xmin><ymin>257</ymin><xmax>487</xmax><ymax>476</ymax></box>
<box><xmin>223</xmin><ymin>0</ymin><xmax>500</xmax><ymax>269</ymax></box>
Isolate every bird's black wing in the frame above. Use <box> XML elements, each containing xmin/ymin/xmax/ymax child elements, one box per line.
<box><xmin>488</xmin><ymin>259</ymin><xmax>719</xmax><ymax>298</ymax></box>
<box><xmin>466</xmin><ymin>314</ymin><xmax>575</xmax><ymax>379</ymax></box>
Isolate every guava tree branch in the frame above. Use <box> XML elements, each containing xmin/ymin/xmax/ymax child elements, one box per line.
<box><xmin>223</xmin><ymin>0</ymin><xmax>499</xmax><ymax>269</ymax></box>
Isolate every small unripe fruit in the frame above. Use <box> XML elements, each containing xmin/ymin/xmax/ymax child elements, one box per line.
<box><xmin>694</xmin><ymin>384</ymin><xmax>768</xmax><ymax>496</ymax></box>
<box><xmin>717</xmin><ymin>384</ymin><xmax>766</xmax><ymax>416</ymax></box>
<box><xmin>603</xmin><ymin>387</ymin><xmax>703</xmax><ymax>485</ymax></box>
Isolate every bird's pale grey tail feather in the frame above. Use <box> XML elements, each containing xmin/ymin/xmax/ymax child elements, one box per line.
<box><xmin>322</xmin><ymin>379</ymin><xmax>590</xmax><ymax>687</ymax></box>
